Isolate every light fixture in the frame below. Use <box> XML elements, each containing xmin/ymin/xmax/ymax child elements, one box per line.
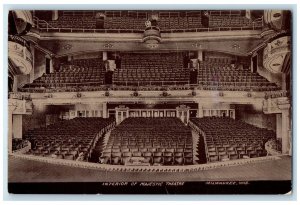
<box><xmin>142</xmin><ymin>18</ymin><xmax>161</xmax><ymax>49</ymax></box>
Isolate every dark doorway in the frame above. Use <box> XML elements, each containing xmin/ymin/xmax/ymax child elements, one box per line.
<box><xmin>190</xmin><ymin>69</ymin><xmax>198</xmax><ymax>84</ymax></box>
<box><xmin>105</xmin><ymin>71</ymin><xmax>113</xmax><ymax>84</ymax></box>
<box><xmin>46</xmin><ymin>58</ymin><xmax>51</xmax><ymax>74</ymax></box>
<box><xmin>189</xmin><ymin>110</ymin><xmax>197</xmax><ymax>118</ymax></box>
<box><xmin>252</xmin><ymin>55</ymin><xmax>258</xmax><ymax>73</ymax></box>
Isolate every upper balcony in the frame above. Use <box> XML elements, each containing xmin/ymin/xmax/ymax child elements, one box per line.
<box><xmin>32</xmin><ymin>10</ymin><xmax>263</xmax><ymax>35</ymax></box>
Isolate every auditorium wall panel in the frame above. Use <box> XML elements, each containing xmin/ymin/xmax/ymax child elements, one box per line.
<box><xmin>33</xmin><ymin>49</ymin><xmax>47</xmax><ymax>80</ymax></box>
<box><xmin>72</xmin><ymin>52</ymin><xmax>102</xmax><ymax>60</ymax></box>
<box><xmin>69</xmin><ymin>104</ymin><xmax>104</xmax><ymax>118</ymax></box>
<box><xmin>237</xmin><ymin>112</ymin><xmax>276</xmax><ymax>131</ymax></box>
<box><xmin>22</xmin><ymin>108</ymin><xmax>47</xmax><ymax>134</ymax></box>
<box><xmin>202</xmin><ymin>103</ymin><xmax>231</xmax><ymax>110</ymax></box>
<box><xmin>15</xmin><ymin>74</ymin><xmax>30</xmax><ymax>89</ymax></box>
<box><xmin>257</xmin><ymin>66</ymin><xmax>282</xmax><ymax>87</ymax></box>
<box><xmin>73</xmin><ymin>104</ymin><xmax>103</xmax><ymax>111</ymax></box>
<box><xmin>257</xmin><ymin>50</ymin><xmax>283</xmax><ymax>87</ymax></box>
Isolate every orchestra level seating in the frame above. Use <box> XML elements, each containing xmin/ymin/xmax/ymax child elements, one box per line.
<box><xmin>24</xmin><ymin>117</ymin><xmax>115</xmax><ymax>161</ymax></box>
<box><xmin>189</xmin><ymin>117</ymin><xmax>275</xmax><ymax>163</ymax></box>
<box><xmin>100</xmin><ymin>117</ymin><xmax>193</xmax><ymax>166</ymax></box>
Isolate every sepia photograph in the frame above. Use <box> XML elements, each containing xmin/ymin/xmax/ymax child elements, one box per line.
<box><xmin>6</xmin><ymin>8</ymin><xmax>292</xmax><ymax>194</ymax></box>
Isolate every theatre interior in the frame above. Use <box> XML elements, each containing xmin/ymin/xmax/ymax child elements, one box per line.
<box><xmin>8</xmin><ymin>10</ymin><xmax>292</xmax><ymax>184</ymax></box>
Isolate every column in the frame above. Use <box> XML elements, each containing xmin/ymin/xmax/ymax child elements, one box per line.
<box><xmin>232</xmin><ymin>110</ymin><xmax>236</xmax><ymax>119</ymax></box>
<box><xmin>52</xmin><ymin>10</ymin><xmax>59</xmax><ymax>21</ymax></box>
<box><xmin>197</xmin><ymin>102</ymin><xmax>203</xmax><ymax>118</ymax></box>
<box><xmin>250</xmin><ymin>56</ymin><xmax>254</xmax><ymax>72</ymax></box>
<box><xmin>250</xmin><ymin>53</ymin><xmax>257</xmax><ymax>73</ymax></box>
<box><xmin>115</xmin><ymin>110</ymin><xmax>120</xmax><ymax>124</ymax></box>
<box><xmin>102</xmin><ymin>102</ymin><xmax>107</xmax><ymax>118</ymax></box>
<box><xmin>29</xmin><ymin>44</ymin><xmax>35</xmax><ymax>83</ymax></box>
<box><xmin>50</xmin><ymin>58</ymin><xmax>54</xmax><ymax>73</ymax></box>
<box><xmin>197</xmin><ymin>50</ymin><xmax>203</xmax><ymax>62</ymax></box>
<box><xmin>103</xmin><ymin>52</ymin><xmax>108</xmax><ymax>61</ymax></box>
<box><xmin>12</xmin><ymin>115</ymin><xmax>23</xmax><ymax>139</ymax></box>
<box><xmin>282</xmin><ymin>73</ymin><xmax>287</xmax><ymax>91</ymax></box>
<box><xmin>281</xmin><ymin>109</ymin><xmax>290</xmax><ymax>154</ymax></box>
<box><xmin>13</xmin><ymin>76</ymin><xmax>18</xmax><ymax>92</ymax></box>
<box><xmin>276</xmin><ymin>114</ymin><xmax>282</xmax><ymax>139</ymax></box>
<box><xmin>8</xmin><ymin>110</ymin><xmax>13</xmax><ymax>154</ymax></box>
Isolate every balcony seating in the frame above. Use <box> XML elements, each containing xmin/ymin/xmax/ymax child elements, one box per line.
<box><xmin>24</xmin><ymin>117</ymin><xmax>115</xmax><ymax>161</ymax></box>
<box><xmin>159</xmin><ymin>17</ymin><xmax>203</xmax><ymax>30</ymax></box>
<box><xmin>104</xmin><ymin>17</ymin><xmax>146</xmax><ymax>30</ymax></box>
<box><xmin>103</xmin><ymin>16</ymin><xmax>203</xmax><ymax>30</ymax></box>
<box><xmin>190</xmin><ymin>117</ymin><xmax>274</xmax><ymax>163</ymax></box>
<box><xmin>45</xmin><ymin>16</ymin><xmax>96</xmax><ymax>29</ymax></box>
<box><xmin>209</xmin><ymin>15</ymin><xmax>261</xmax><ymax>28</ymax></box>
<box><xmin>36</xmin><ymin>10</ymin><xmax>263</xmax><ymax>32</ymax></box>
<box><xmin>113</xmin><ymin>53</ymin><xmax>189</xmax><ymax>86</ymax></box>
<box><xmin>20</xmin><ymin>58</ymin><xmax>105</xmax><ymax>90</ymax></box>
<box><xmin>197</xmin><ymin>59</ymin><xmax>280</xmax><ymax>91</ymax></box>
<box><xmin>100</xmin><ymin>117</ymin><xmax>193</xmax><ymax>166</ymax></box>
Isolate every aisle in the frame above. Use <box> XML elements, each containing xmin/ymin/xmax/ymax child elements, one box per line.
<box><xmin>89</xmin><ymin>131</ymin><xmax>111</xmax><ymax>163</ymax></box>
<box><xmin>191</xmin><ymin>129</ymin><xmax>207</xmax><ymax>164</ymax></box>
<box><xmin>191</xmin><ymin>130</ymin><xmax>199</xmax><ymax>164</ymax></box>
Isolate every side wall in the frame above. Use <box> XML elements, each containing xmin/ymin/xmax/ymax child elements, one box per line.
<box><xmin>257</xmin><ymin>50</ymin><xmax>283</xmax><ymax>87</ymax></box>
<box><xmin>235</xmin><ymin>106</ymin><xmax>276</xmax><ymax>131</ymax></box>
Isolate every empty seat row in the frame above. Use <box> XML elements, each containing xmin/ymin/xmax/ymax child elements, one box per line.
<box><xmin>197</xmin><ymin>60</ymin><xmax>280</xmax><ymax>91</ymax></box>
<box><xmin>189</xmin><ymin>117</ymin><xmax>276</xmax><ymax>163</ymax></box>
<box><xmin>100</xmin><ymin>117</ymin><xmax>193</xmax><ymax>166</ymax></box>
<box><xmin>24</xmin><ymin>117</ymin><xmax>115</xmax><ymax>162</ymax></box>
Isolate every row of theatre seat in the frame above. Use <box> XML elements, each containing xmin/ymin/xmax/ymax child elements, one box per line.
<box><xmin>197</xmin><ymin>61</ymin><xmax>279</xmax><ymax>91</ymax></box>
<box><xmin>189</xmin><ymin>117</ymin><xmax>275</xmax><ymax>163</ymax></box>
<box><xmin>19</xmin><ymin>56</ymin><xmax>279</xmax><ymax>92</ymax></box>
<box><xmin>113</xmin><ymin>53</ymin><xmax>189</xmax><ymax>86</ymax></box>
<box><xmin>45</xmin><ymin>16</ymin><xmax>203</xmax><ymax>30</ymax></box>
<box><xmin>208</xmin><ymin>15</ymin><xmax>262</xmax><ymax>28</ymax></box>
<box><xmin>40</xmin><ymin>13</ymin><xmax>262</xmax><ymax>31</ymax></box>
<box><xmin>104</xmin><ymin>17</ymin><xmax>203</xmax><ymax>30</ymax></box>
<box><xmin>23</xmin><ymin>118</ymin><xmax>115</xmax><ymax>161</ymax></box>
<box><xmin>100</xmin><ymin>117</ymin><xmax>193</xmax><ymax>165</ymax></box>
<box><xmin>22</xmin><ymin>58</ymin><xmax>106</xmax><ymax>89</ymax></box>
<box><xmin>12</xmin><ymin>138</ymin><xmax>30</xmax><ymax>151</ymax></box>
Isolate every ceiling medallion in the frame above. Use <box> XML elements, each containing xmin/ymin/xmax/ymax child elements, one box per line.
<box><xmin>63</xmin><ymin>44</ymin><xmax>72</xmax><ymax>50</ymax></box>
<box><xmin>232</xmin><ymin>44</ymin><xmax>241</xmax><ymax>50</ymax></box>
<box><xmin>103</xmin><ymin>43</ymin><xmax>113</xmax><ymax>48</ymax></box>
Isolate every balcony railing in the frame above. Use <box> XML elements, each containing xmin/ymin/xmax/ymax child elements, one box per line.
<box><xmin>113</xmin><ymin>80</ymin><xmax>190</xmax><ymax>87</ymax></box>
